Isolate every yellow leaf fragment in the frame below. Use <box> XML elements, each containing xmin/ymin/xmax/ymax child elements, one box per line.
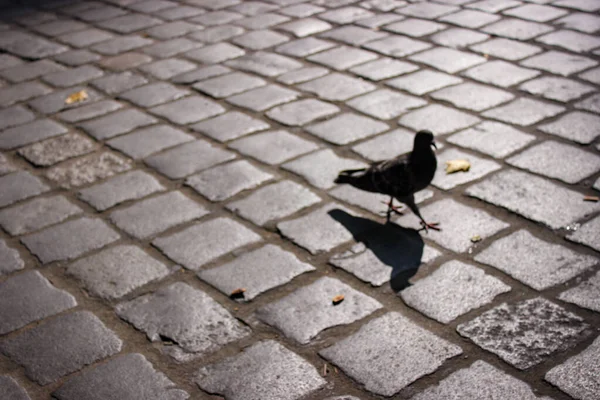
<box><xmin>230</xmin><ymin>288</ymin><xmax>246</xmax><ymax>299</ymax></box>
<box><xmin>65</xmin><ymin>90</ymin><xmax>88</xmax><ymax>104</ymax></box>
<box><xmin>470</xmin><ymin>234</ymin><xmax>482</xmax><ymax>243</ymax></box>
<box><xmin>445</xmin><ymin>159</ymin><xmax>471</xmax><ymax>174</ymax></box>
<box><xmin>332</xmin><ymin>294</ymin><xmax>345</xmax><ymax>305</ymax></box>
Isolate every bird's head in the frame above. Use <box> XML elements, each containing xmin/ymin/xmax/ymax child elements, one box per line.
<box><xmin>415</xmin><ymin>130</ymin><xmax>437</xmax><ymax>150</ymax></box>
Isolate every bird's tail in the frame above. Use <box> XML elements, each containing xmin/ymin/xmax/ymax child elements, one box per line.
<box><xmin>334</xmin><ymin>168</ymin><xmax>366</xmax><ymax>184</ymax></box>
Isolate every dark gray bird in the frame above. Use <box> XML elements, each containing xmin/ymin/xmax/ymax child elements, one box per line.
<box><xmin>334</xmin><ymin>130</ymin><xmax>440</xmax><ymax>231</ymax></box>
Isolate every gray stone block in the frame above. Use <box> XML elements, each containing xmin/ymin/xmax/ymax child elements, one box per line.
<box><xmin>305</xmin><ymin>113</ymin><xmax>388</xmax><ymax>145</ymax></box>
<box><xmin>191</xmin><ymin>10</ymin><xmax>243</xmax><ymax>26</ymax></box>
<box><xmin>57</xmin><ymin>28</ymin><xmax>114</xmax><ymax>47</ymax></box>
<box><xmin>482</xmin><ymin>98</ymin><xmax>565</xmax><ymax>126</ymax></box>
<box><xmin>538</xmin><ymin>111</ymin><xmax>600</xmax><ymax>144</ymax></box>
<box><xmin>46</xmin><ymin>152</ymin><xmax>132</xmax><ymax>189</ymax></box>
<box><xmin>347</xmin><ymin>89</ymin><xmax>425</xmax><ymax>120</ymax></box>
<box><xmin>520</xmin><ymin>50</ymin><xmax>597</xmax><ymax>76</ymax></box>
<box><xmin>432</xmin><ymin>147</ymin><xmax>501</xmax><ymax>190</ymax></box>
<box><xmin>298</xmin><ymin>73</ymin><xmax>376</xmax><ymax>101</ymax></box>
<box><xmin>320</xmin><ymin>312</ymin><xmax>462</xmax><ymax>396</ymax></box>
<box><xmin>559</xmin><ymin>270</ymin><xmax>600</xmax><ymax>313</ymax></box>
<box><xmin>401</xmin><ymin>261</ymin><xmax>511</xmax><ymax>324</ymax></box>
<box><xmin>107</xmin><ymin>125</ymin><xmax>194</xmax><ymax>160</ymax></box>
<box><xmin>0</xmin><ymin>376</ymin><xmax>30</xmax><ymax>400</ymax></box>
<box><xmin>143</xmin><ymin>38</ymin><xmax>201</xmax><ymax>58</ymax></box>
<box><xmin>67</xmin><ymin>245</ymin><xmax>170</xmax><ymax>300</ymax></box>
<box><xmin>319</xmin><ymin>6</ymin><xmax>374</xmax><ymax>23</ymax></box>
<box><xmin>0</xmin><ymin>106</ymin><xmax>35</xmax><ymax>131</ymax></box>
<box><xmin>467</xmin><ymin>169</ymin><xmax>600</xmax><ymax>229</ymax></box>
<box><xmin>350</xmin><ymin>58</ymin><xmax>418</xmax><ymax>81</ymax></box>
<box><xmin>21</xmin><ymin>217</ymin><xmax>120</xmax><ymax>264</ymax></box>
<box><xmin>431</xmin><ymin>82</ymin><xmax>514</xmax><ymax>112</ymax></box>
<box><xmin>397</xmin><ymin>2</ymin><xmax>458</xmax><ymax>18</ymax></box>
<box><xmin>0</xmin><ymin>119</ymin><xmax>67</xmax><ymax>150</ymax></box>
<box><xmin>18</xmin><ymin>133</ymin><xmax>97</xmax><ymax>167</ymax></box>
<box><xmin>276</xmin><ymin>37</ymin><xmax>335</xmax><ymax>57</ymax></box>
<box><xmin>384</xmin><ymin>18</ymin><xmax>446</xmax><ymax>37</ymax></box>
<box><xmin>266</xmin><ymin>99</ymin><xmax>340</xmax><ymax>126</ymax></box>
<box><xmin>78</xmin><ymin>170</ymin><xmax>165</xmax><ymax>211</ymax></box>
<box><xmin>193</xmin><ymin>72</ymin><xmax>266</xmax><ymax>98</ymax></box>
<box><xmin>116</xmin><ymin>282</ymin><xmax>250</xmax><ymax>361</ymax></box>
<box><xmin>226</xmin><ymin>84</ymin><xmax>299</xmax><ymax>112</ymax></box>
<box><xmin>138</xmin><ymin>58</ymin><xmax>196</xmax><ymax>80</ymax></box>
<box><xmin>0</xmin><ymin>171</ymin><xmax>49</xmax><ymax>208</ymax></box>
<box><xmin>98</xmin><ymin>13</ymin><xmax>161</xmax><ymax>33</ymax></box>
<box><xmin>320</xmin><ymin>25</ymin><xmax>388</xmax><ymax>46</ymax></box>
<box><xmin>227</xmin><ymin>180</ymin><xmax>321</xmax><ymax>225</ymax></box>
<box><xmin>463</xmin><ymin>60</ymin><xmax>541</xmax><ymax>87</ymax></box>
<box><xmin>0</xmin><ymin>311</ymin><xmax>122</xmax><ymax>385</ymax></box>
<box><xmin>386</xmin><ymin>69</ymin><xmax>462</xmax><ymax>95</ymax></box>
<box><xmin>277</xmin><ymin>17</ymin><xmax>332</xmax><ymax>37</ymax></box>
<box><xmin>189</xmin><ymin>25</ymin><xmax>245</xmax><ymax>43</ymax></box>
<box><xmin>0</xmin><ymin>82</ymin><xmax>52</xmax><ymax>107</ymax></box>
<box><xmin>537</xmin><ymin>29</ymin><xmax>600</xmax><ymax>53</ymax></box>
<box><xmin>520</xmin><ymin>76</ymin><xmax>595</xmax><ymax>102</ymax></box>
<box><xmin>0</xmin><ymin>60</ymin><xmax>64</xmax><ymax>83</ymax></box>
<box><xmin>396</xmin><ymin>199</ymin><xmax>509</xmax><ymax>253</ymax></box>
<box><xmin>458</xmin><ymin>297</ymin><xmax>590</xmax><ymax>370</ymax></box>
<box><xmin>229</xmin><ymin>130</ymin><xmax>319</xmax><ymax>165</ymax></box>
<box><xmin>153</xmin><ymin>217</ymin><xmax>262</xmax><ymax>270</ymax></box>
<box><xmin>567</xmin><ymin>214</ymin><xmax>600</xmax><ymax>252</ymax></box>
<box><xmin>41</xmin><ymin>65</ymin><xmax>104</xmax><ymax>87</ymax></box>
<box><xmin>351</xmin><ymin>128</ymin><xmax>423</xmax><ymax>161</ymax></box>
<box><xmin>0</xmin><ymin>270</ymin><xmax>77</xmax><ymax>334</ymax></box>
<box><xmin>91</xmin><ymin>72</ymin><xmax>149</xmax><ymax>95</ymax></box>
<box><xmin>185</xmin><ymin>42</ymin><xmax>245</xmax><ymax>64</ymax></box>
<box><xmin>409</xmin><ymin>47</ymin><xmax>486</xmax><ymax>74</ymax></box>
<box><xmin>56</xmin><ymin>100</ymin><xmax>123</xmax><ymax>123</ymax></box>
<box><xmin>575</xmin><ymin>93</ymin><xmax>600</xmax><ymax>114</ymax></box>
<box><xmin>439</xmin><ymin>9</ymin><xmax>500</xmax><ymax>28</ymax></box>
<box><xmin>470</xmin><ymin>38</ymin><xmax>542</xmax><ymax>61</ymax></box>
<box><xmin>92</xmin><ymin>35</ymin><xmax>154</xmax><ymax>56</ymax></box>
<box><xmin>171</xmin><ymin>65</ymin><xmax>232</xmax><ymax>84</ymax></box>
<box><xmin>199</xmin><ymin>244</ymin><xmax>314</xmax><ymax>301</ymax></box>
<box><xmin>504</xmin><ymin>3</ymin><xmax>567</xmax><ymax>21</ymax></box>
<box><xmin>110</xmin><ymin>191</ymin><xmax>208</xmax><ymax>239</ymax></box>
<box><xmin>232</xmin><ymin>29</ymin><xmax>289</xmax><ymax>50</ymax></box>
<box><xmin>0</xmin><ymin>239</ymin><xmax>24</xmax><ymax>275</ymax></box>
<box><xmin>448</xmin><ymin>121</ymin><xmax>535</xmax><ymax>158</ymax></box>
<box><xmin>147</xmin><ymin>20</ymin><xmax>200</xmax><ymax>39</ymax></box>
<box><xmin>191</xmin><ymin>111</ymin><xmax>269</xmax><ymax>142</ymax></box>
<box><xmin>53</xmin><ymin>50</ymin><xmax>101</xmax><ymax>66</ymax></box>
<box><xmin>196</xmin><ymin>340</ymin><xmax>326</xmax><ymax>400</ymax></box>
<box><xmin>399</xmin><ymin>104</ymin><xmax>480</xmax><ymax>135</ymax></box>
<box><xmin>29</xmin><ymin>86</ymin><xmax>104</xmax><ymax>115</ymax></box>
<box><xmin>0</xmin><ymin>154</ymin><xmax>15</xmax><ymax>176</ymax></box>
<box><xmin>119</xmin><ymin>82</ymin><xmax>190</xmax><ymax>108</ymax></box>
<box><xmin>307</xmin><ymin>46</ymin><xmax>378</xmax><ymax>71</ymax></box>
<box><xmin>145</xmin><ymin>140</ymin><xmax>236</xmax><ymax>179</ymax></box>
<box><xmin>556</xmin><ymin>12</ymin><xmax>600</xmax><ymax>33</ymax></box>
<box><xmin>0</xmin><ymin>195</ymin><xmax>82</xmax><ymax>236</ymax></box>
<box><xmin>481</xmin><ymin>18</ymin><xmax>554</xmax><ymax>40</ymax></box>
<box><xmin>363</xmin><ymin>36</ymin><xmax>431</xmax><ymax>58</ymax></box>
<box><xmin>79</xmin><ymin>109</ymin><xmax>158</xmax><ymax>140</ymax></box>
<box><xmin>0</xmin><ymin>31</ymin><xmax>67</xmax><ymax>58</ymax></box>
<box><xmin>53</xmin><ymin>353</ymin><xmax>189</xmax><ymax>400</ymax></box>
<box><xmin>187</xmin><ymin>160</ymin><xmax>273</xmax><ymax>201</ymax></box>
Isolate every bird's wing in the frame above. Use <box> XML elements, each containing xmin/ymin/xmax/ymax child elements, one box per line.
<box><xmin>371</xmin><ymin>156</ymin><xmax>416</xmax><ymax>197</ymax></box>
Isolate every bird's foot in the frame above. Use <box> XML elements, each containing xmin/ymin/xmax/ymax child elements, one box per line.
<box><xmin>419</xmin><ymin>221</ymin><xmax>441</xmax><ymax>233</ymax></box>
<box><xmin>381</xmin><ymin>201</ymin><xmax>404</xmax><ymax>215</ymax></box>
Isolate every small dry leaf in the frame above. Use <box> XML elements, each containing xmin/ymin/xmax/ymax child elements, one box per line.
<box><xmin>470</xmin><ymin>234</ymin><xmax>482</xmax><ymax>243</ymax></box>
<box><xmin>230</xmin><ymin>288</ymin><xmax>246</xmax><ymax>299</ymax></box>
<box><xmin>483</xmin><ymin>53</ymin><xmax>489</xmax><ymax>59</ymax></box>
<box><xmin>583</xmin><ymin>195</ymin><xmax>599</xmax><ymax>202</ymax></box>
<box><xmin>332</xmin><ymin>294</ymin><xmax>345</xmax><ymax>305</ymax></box>
<box><xmin>445</xmin><ymin>159</ymin><xmax>471</xmax><ymax>174</ymax></box>
<box><xmin>65</xmin><ymin>90</ymin><xmax>88</xmax><ymax>104</ymax></box>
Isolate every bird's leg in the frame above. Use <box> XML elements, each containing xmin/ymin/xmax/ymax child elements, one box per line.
<box><xmin>382</xmin><ymin>197</ymin><xmax>404</xmax><ymax>222</ymax></box>
<box><xmin>404</xmin><ymin>196</ymin><xmax>441</xmax><ymax>233</ymax></box>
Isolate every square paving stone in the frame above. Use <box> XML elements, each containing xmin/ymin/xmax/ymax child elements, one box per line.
<box><xmin>90</xmin><ymin>72</ymin><xmax>148</xmax><ymax>95</ymax></box>
<box><xmin>266</xmin><ymin>99</ymin><xmax>340</xmax><ymax>126</ymax></box>
<box><xmin>431</xmin><ymin>82</ymin><xmax>514</xmax><ymax>112</ymax></box>
<box><xmin>507</xmin><ymin>141</ymin><xmax>600</xmax><ymax>184</ymax></box>
<box><xmin>226</xmin><ymin>51</ymin><xmax>303</xmax><ymax>77</ymax></box>
<box><xmin>280</xmin><ymin>4</ymin><xmax>325</xmax><ymax>17</ymax></box>
<box><xmin>277</xmin><ymin>17</ymin><xmax>332</xmax><ymax>37</ymax></box>
<box><xmin>0</xmin><ymin>240</ymin><xmax>24</xmax><ymax>275</ymax></box>
<box><xmin>386</xmin><ymin>69</ymin><xmax>463</xmax><ymax>95</ymax></box>
<box><xmin>0</xmin><ymin>271</ymin><xmax>77</xmax><ymax>335</ymax></box>
<box><xmin>519</xmin><ymin>77</ymin><xmax>595</xmax><ymax>102</ymax></box>
<box><xmin>119</xmin><ymin>83</ymin><xmax>190</xmax><ymax>108</ymax></box>
<box><xmin>467</xmin><ymin>169</ymin><xmax>600</xmax><ymax>229</ymax></box>
<box><xmin>503</xmin><ymin>4</ymin><xmax>568</xmax><ymax>22</ymax></box>
<box><xmin>53</xmin><ymin>353</ymin><xmax>189</xmax><ymax>400</ymax></box>
<box><xmin>196</xmin><ymin>340</ymin><xmax>326</xmax><ymax>400</ymax></box>
<box><xmin>462</xmin><ymin>60</ymin><xmax>541</xmax><ymax>88</ymax></box>
<box><xmin>191</xmin><ymin>10</ymin><xmax>243</xmax><ymax>26</ymax></box>
<box><xmin>352</xmin><ymin>128</ymin><xmax>431</xmax><ymax>162</ymax></box>
<box><xmin>257</xmin><ymin>276</ymin><xmax>382</xmax><ymax>344</ymax></box>
<box><xmin>396</xmin><ymin>198</ymin><xmax>509</xmax><ymax>253</ymax></box>
<box><xmin>142</xmin><ymin>38</ymin><xmax>202</xmax><ymax>58</ymax></box>
<box><xmin>153</xmin><ymin>217</ymin><xmax>262</xmax><ymax>270</ymax></box>
<box><xmin>397</xmin><ymin>2</ymin><xmax>458</xmax><ymax>18</ymax></box>
<box><xmin>555</xmin><ymin>12</ymin><xmax>600</xmax><ymax>34</ymax></box>
<box><xmin>438</xmin><ymin>9</ymin><xmax>500</xmax><ymax>28</ymax></box>
<box><xmin>307</xmin><ymin>46</ymin><xmax>378</xmax><ymax>71</ymax></box>
<box><xmin>41</xmin><ymin>65</ymin><xmax>104</xmax><ymax>88</ymax></box>
<box><xmin>481</xmin><ymin>18</ymin><xmax>555</xmax><ymax>40</ymax></box>
<box><xmin>298</xmin><ymin>73</ymin><xmax>376</xmax><ymax>101</ymax></box>
<box><xmin>67</xmin><ymin>245</ymin><xmax>170</xmax><ymax>300</ymax></box>
<box><xmin>0</xmin><ymin>376</ymin><xmax>30</xmax><ymax>400</ymax></box>
<box><xmin>0</xmin><ymin>154</ymin><xmax>15</xmax><ymax>176</ymax></box>
<box><xmin>0</xmin><ymin>119</ymin><xmax>68</xmax><ymax>150</ymax></box>
<box><xmin>467</xmin><ymin>0</ymin><xmax>523</xmax><ymax>12</ymax></box>
<box><xmin>150</xmin><ymin>96</ymin><xmax>226</xmax><ymax>125</ymax></box>
<box><xmin>229</xmin><ymin>130</ymin><xmax>319</xmax><ymax>165</ymax></box>
<box><xmin>110</xmin><ymin>191</ymin><xmax>208</xmax><ymax>239</ymax></box>
<box><xmin>412</xmin><ymin>360</ymin><xmax>554</xmax><ymax>400</ymax></box>
<box><xmin>482</xmin><ymin>98</ymin><xmax>565</xmax><ymax>126</ymax></box>
<box><xmin>319</xmin><ymin>26</ymin><xmax>388</xmax><ymax>46</ymax></box>
<box><xmin>98</xmin><ymin>13</ymin><xmax>161</xmax><ymax>33</ymax></box>
<box><xmin>190</xmin><ymin>25</ymin><xmax>245</xmax><ymax>43</ymax></box>
<box><xmin>457</xmin><ymin>297</ymin><xmax>591</xmax><ymax>370</ymax></box>
<box><xmin>0</xmin><ymin>31</ymin><xmax>68</xmax><ymax>58</ymax></box>
<box><xmin>566</xmin><ymin>214</ymin><xmax>600</xmax><ymax>252</ymax></box>
<box><xmin>186</xmin><ymin>160</ymin><xmax>273</xmax><ymax>201</ymax></box>
<box><xmin>21</xmin><ymin>217</ymin><xmax>120</xmax><ymax>264</ymax></box>
<box><xmin>0</xmin><ymin>82</ymin><xmax>52</xmax><ymax>108</ymax></box>
<box><xmin>347</xmin><ymin>89</ymin><xmax>426</xmax><ymax>120</ymax></box>
<box><xmin>431</xmin><ymin>147</ymin><xmax>501</xmax><ymax>190</ymax></box>
<box><xmin>56</xmin><ymin>100</ymin><xmax>123</xmax><ymax>123</ymax></box>
<box><xmin>469</xmin><ymin>38</ymin><xmax>542</xmax><ymax>61</ymax></box>
<box><xmin>146</xmin><ymin>20</ymin><xmax>201</xmax><ymax>39</ymax></box>
<box><xmin>227</xmin><ymin>180</ymin><xmax>321</xmax><ymax>226</ymax></box>
<box><xmin>538</xmin><ymin>111</ymin><xmax>600</xmax><ymax>144</ymax></box>
<box><xmin>0</xmin><ymin>171</ymin><xmax>50</xmax><ymax>208</ymax></box>
<box><xmin>0</xmin><ymin>106</ymin><xmax>35</xmax><ymax>131</ymax></box>
<box><xmin>226</xmin><ymin>84</ymin><xmax>299</xmax><ymax>112</ymax></box>
<box><xmin>138</xmin><ymin>58</ymin><xmax>196</xmax><ymax>80</ymax></box>
<box><xmin>278</xmin><ymin>203</ymin><xmax>371</xmax><ymax>254</ymax></box>
<box><xmin>91</xmin><ymin>35</ymin><xmax>155</xmax><ymax>56</ymax></box>
<box><xmin>172</xmin><ymin>65</ymin><xmax>232</xmax><ymax>84</ymax></box>
<box><xmin>193</xmin><ymin>72</ymin><xmax>266</xmax><ymax>99</ymax></box>
<box><xmin>18</xmin><ymin>132</ymin><xmax>96</xmax><ymax>167</ymax></box>
<box><xmin>559</xmin><ymin>270</ymin><xmax>600</xmax><ymax>313</ymax></box>
<box><xmin>79</xmin><ymin>109</ymin><xmax>157</xmax><ymax>140</ymax></box>
<box><xmin>349</xmin><ymin>58</ymin><xmax>418</xmax><ymax>81</ymax></box>
<box><xmin>448</xmin><ymin>121</ymin><xmax>535</xmax><ymax>158</ymax></box>
<box><xmin>430</xmin><ymin>28</ymin><xmax>489</xmax><ymax>48</ymax></box>
<box><xmin>363</xmin><ymin>36</ymin><xmax>431</xmax><ymax>58</ymax></box>
<box><xmin>117</xmin><ymin>282</ymin><xmax>250</xmax><ymax>361</ymax></box>
<box><xmin>232</xmin><ymin>29</ymin><xmax>289</xmax><ymax>50</ymax></box>
<box><xmin>276</xmin><ymin>37</ymin><xmax>335</xmax><ymax>57</ymax></box>
<box><xmin>520</xmin><ymin>51</ymin><xmax>598</xmax><ymax>76</ymax></box>
<box><xmin>409</xmin><ymin>47</ymin><xmax>487</xmax><ymax>74</ymax></box>
<box><xmin>0</xmin><ymin>60</ymin><xmax>65</xmax><ymax>83</ymax></box>
<box><xmin>99</xmin><ymin>52</ymin><xmax>153</xmax><ymax>71</ymax></box>
<box><xmin>383</xmin><ymin>18</ymin><xmax>446</xmax><ymax>37</ymax></box>
<box><xmin>145</xmin><ymin>140</ymin><xmax>236</xmax><ymax>179</ymax></box>
<box><xmin>0</xmin><ymin>311</ymin><xmax>122</xmax><ymax>385</ymax></box>
<box><xmin>537</xmin><ymin>30</ymin><xmax>600</xmax><ymax>53</ymax></box>
<box><xmin>553</xmin><ymin>0</ymin><xmax>600</xmax><ymax>11</ymax></box>
<box><xmin>320</xmin><ymin>312</ymin><xmax>462</xmax><ymax>396</ymax></box>
<box><xmin>401</xmin><ymin>261</ymin><xmax>510</xmax><ymax>324</ymax></box>
<box><xmin>185</xmin><ymin>43</ymin><xmax>245</xmax><ymax>64</ymax></box>
<box><xmin>46</xmin><ymin>152</ymin><xmax>132</xmax><ymax>189</ymax></box>
<box><xmin>318</xmin><ymin>6</ymin><xmax>374</xmax><ymax>23</ymax></box>
<box><xmin>476</xmin><ymin>229</ymin><xmax>597</xmax><ymax>291</ymax></box>
<box><xmin>78</xmin><ymin>170</ymin><xmax>165</xmax><ymax>211</ymax></box>
<box><xmin>283</xmin><ymin>149</ymin><xmax>367</xmax><ymax>189</ymax></box>
<box><xmin>575</xmin><ymin>93</ymin><xmax>600</xmax><ymax>114</ymax></box>
<box><xmin>399</xmin><ymin>104</ymin><xmax>480</xmax><ymax>135</ymax></box>
<box><xmin>305</xmin><ymin>113</ymin><xmax>388</xmax><ymax>145</ymax></box>
<box><xmin>191</xmin><ymin>111</ymin><xmax>269</xmax><ymax>142</ymax></box>
<box><xmin>545</xmin><ymin>335</ymin><xmax>600</xmax><ymax>400</ymax></box>
<box><xmin>0</xmin><ymin>195</ymin><xmax>82</xmax><ymax>236</ymax></box>
<box><xmin>198</xmin><ymin>244</ymin><xmax>315</xmax><ymax>301</ymax></box>
<box><xmin>355</xmin><ymin>13</ymin><xmax>405</xmax><ymax>28</ymax></box>
<box><xmin>107</xmin><ymin>125</ymin><xmax>194</xmax><ymax>160</ymax></box>
<box><xmin>235</xmin><ymin>13</ymin><xmax>289</xmax><ymax>29</ymax></box>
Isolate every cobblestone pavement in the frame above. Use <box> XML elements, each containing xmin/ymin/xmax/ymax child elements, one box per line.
<box><xmin>0</xmin><ymin>0</ymin><xmax>599</xmax><ymax>399</ymax></box>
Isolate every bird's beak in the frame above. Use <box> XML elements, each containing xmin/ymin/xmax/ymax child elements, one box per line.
<box><xmin>431</xmin><ymin>141</ymin><xmax>437</xmax><ymax>150</ymax></box>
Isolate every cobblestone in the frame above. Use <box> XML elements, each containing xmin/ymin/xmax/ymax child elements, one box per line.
<box><xmin>0</xmin><ymin>106</ymin><xmax>34</xmax><ymax>131</ymax></box>
<box><xmin>79</xmin><ymin>109</ymin><xmax>157</xmax><ymax>140</ymax></box>
<box><xmin>29</xmin><ymin>86</ymin><xmax>104</xmax><ymax>115</ymax></box>
<box><xmin>193</xmin><ymin>72</ymin><xmax>266</xmax><ymax>98</ymax></box>
<box><xmin>18</xmin><ymin>133</ymin><xmax>97</xmax><ymax>167</ymax></box>
<box><xmin>119</xmin><ymin>82</ymin><xmax>190</xmax><ymax>108</ymax></box>
<box><xmin>0</xmin><ymin>376</ymin><xmax>30</xmax><ymax>400</ymax></box>
<box><xmin>185</xmin><ymin>43</ymin><xmax>245</xmax><ymax>64</ymax></box>
<box><xmin>482</xmin><ymin>98</ymin><xmax>565</xmax><ymax>126</ymax></box>
<box><xmin>386</xmin><ymin>69</ymin><xmax>462</xmax><ymax>95</ymax></box>
<box><xmin>0</xmin><ymin>239</ymin><xmax>24</xmax><ymax>275</ymax></box>
<box><xmin>307</xmin><ymin>46</ymin><xmax>378</xmax><ymax>71</ymax></box>
<box><xmin>469</xmin><ymin>38</ymin><xmax>542</xmax><ymax>61</ymax></box>
<box><xmin>226</xmin><ymin>84</ymin><xmax>299</xmax><ymax>112</ymax></box>
<box><xmin>142</xmin><ymin>38</ymin><xmax>202</xmax><ymax>58</ymax></box>
<box><xmin>383</xmin><ymin>18</ymin><xmax>446</xmax><ymax>37</ymax></box>
<box><xmin>575</xmin><ymin>93</ymin><xmax>600</xmax><ymax>114</ymax></box>
<box><xmin>90</xmin><ymin>72</ymin><xmax>148</xmax><ymax>95</ymax></box>
<box><xmin>0</xmin><ymin>60</ymin><xmax>64</xmax><ymax>83</ymax></box>
<box><xmin>0</xmin><ymin>118</ymin><xmax>67</xmax><ymax>150</ymax></box>
<box><xmin>349</xmin><ymin>58</ymin><xmax>418</xmax><ymax>81</ymax></box>
<box><xmin>520</xmin><ymin>50</ymin><xmax>598</xmax><ymax>76</ymax></box>
<box><xmin>364</xmin><ymin>36</ymin><xmax>431</xmax><ymax>58</ymax></box>
<box><xmin>566</xmin><ymin>214</ymin><xmax>600</xmax><ymax>252</ymax></box>
<box><xmin>229</xmin><ymin>130</ymin><xmax>318</xmax><ymax>165</ymax></box>
<box><xmin>56</xmin><ymin>100</ymin><xmax>123</xmax><ymax>123</ymax></box>
<box><xmin>225</xmin><ymin>51</ymin><xmax>302</xmax><ymax>77</ymax></box>
<box><xmin>138</xmin><ymin>58</ymin><xmax>196</xmax><ymax>80</ymax></box>
<box><xmin>432</xmin><ymin>148</ymin><xmax>501</xmax><ymax>190</ymax></box>
<box><xmin>538</xmin><ymin>111</ymin><xmax>600</xmax><ymax>144</ymax></box>
<box><xmin>46</xmin><ymin>152</ymin><xmax>132</xmax><ymax>189</ymax></box>
<box><xmin>107</xmin><ymin>125</ymin><xmax>194</xmax><ymax>160</ymax></box>
<box><xmin>191</xmin><ymin>111</ymin><xmax>269</xmax><ymax>142</ymax></box>
<box><xmin>409</xmin><ymin>47</ymin><xmax>486</xmax><ymax>74</ymax></box>
<box><xmin>431</xmin><ymin>82</ymin><xmax>514</xmax><ymax>112</ymax></box>
<box><xmin>448</xmin><ymin>121</ymin><xmax>535</xmax><ymax>158</ymax></box>
<box><xmin>276</xmin><ymin>37</ymin><xmax>335</xmax><ymax>57</ymax></box>
<box><xmin>0</xmin><ymin>171</ymin><xmax>50</xmax><ymax>208</ymax></box>
<box><xmin>519</xmin><ymin>76</ymin><xmax>596</xmax><ymax>102</ymax></box>
<box><xmin>399</xmin><ymin>104</ymin><xmax>480</xmax><ymax>135</ymax></box>
<box><xmin>481</xmin><ymin>18</ymin><xmax>555</xmax><ymax>40</ymax></box>
<box><xmin>559</xmin><ymin>270</ymin><xmax>600</xmax><ymax>313</ymax></box>
<box><xmin>0</xmin><ymin>81</ymin><xmax>52</xmax><ymax>108</ymax></box>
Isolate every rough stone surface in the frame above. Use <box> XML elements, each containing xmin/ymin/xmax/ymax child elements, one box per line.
<box><xmin>119</xmin><ymin>82</ymin><xmax>190</xmax><ymax>107</ymax></box>
<box><xmin>0</xmin><ymin>240</ymin><xmax>24</xmax><ymax>275</ymax></box>
<box><xmin>21</xmin><ymin>217</ymin><xmax>120</xmax><ymax>264</ymax></box>
<box><xmin>457</xmin><ymin>297</ymin><xmax>591</xmax><ymax>370</ymax></box>
<box><xmin>229</xmin><ymin>130</ymin><xmax>318</xmax><ymax>165</ymax></box>
<box><xmin>559</xmin><ymin>269</ymin><xmax>600</xmax><ymax>313</ymax></box>
<box><xmin>18</xmin><ymin>133</ymin><xmax>97</xmax><ymax>167</ymax></box>
<box><xmin>67</xmin><ymin>245</ymin><xmax>170</xmax><ymax>300</ymax></box>
<box><xmin>538</xmin><ymin>111</ymin><xmax>600</xmax><ymax>144</ymax></box>
<box><xmin>266</xmin><ymin>99</ymin><xmax>340</xmax><ymax>126</ymax></box>
<box><xmin>520</xmin><ymin>50</ymin><xmax>598</xmax><ymax>76</ymax></box>
<box><xmin>0</xmin><ymin>171</ymin><xmax>50</xmax><ymax>208</ymax></box>
<box><xmin>305</xmin><ymin>113</ymin><xmax>388</xmax><ymax>145</ymax></box>
<box><xmin>0</xmin><ymin>118</ymin><xmax>68</xmax><ymax>150</ymax></box>
<box><xmin>192</xmin><ymin>111</ymin><xmax>269</xmax><ymax>142</ymax></box>
<box><xmin>153</xmin><ymin>217</ymin><xmax>262</xmax><ymax>270</ymax></box>
<box><xmin>199</xmin><ymin>244</ymin><xmax>315</xmax><ymax>301</ymax></box>
<box><xmin>566</xmin><ymin>214</ymin><xmax>600</xmax><ymax>252</ymax></box>
<box><xmin>196</xmin><ymin>340</ymin><xmax>326</xmax><ymax>400</ymax></box>
<box><xmin>79</xmin><ymin>109</ymin><xmax>157</xmax><ymax>140</ymax></box>
<box><xmin>0</xmin><ymin>376</ymin><xmax>30</xmax><ymax>400</ymax></box>
<box><xmin>150</xmin><ymin>96</ymin><xmax>226</xmax><ymax>125</ymax></box>
<box><xmin>448</xmin><ymin>121</ymin><xmax>535</xmax><ymax>158</ymax></box>
<box><xmin>116</xmin><ymin>282</ymin><xmax>250</xmax><ymax>361</ymax></box>
<box><xmin>0</xmin><ymin>106</ymin><xmax>35</xmax><ymax>130</ymax></box>
<box><xmin>399</xmin><ymin>104</ymin><xmax>480</xmax><ymax>135</ymax></box>
<box><xmin>53</xmin><ymin>354</ymin><xmax>189</xmax><ymax>400</ymax></box>
<box><xmin>0</xmin><ymin>311</ymin><xmax>122</xmax><ymax>385</ymax></box>
<box><xmin>107</xmin><ymin>125</ymin><xmax>194</xmax><ymax>160</ymax></box>
<box><xmin>0</xmin><ymin>271</ymin><xmax>77</xmax><ymax>334</ymax></box>
<box><xmin>46</xmin><ymin>152</ymin><xmax>132</xmax><ymax>189</ymax></box>
<box><xmin>482</xmin><ymin>98</ymin><xmax>565</xmax><ymax>126</ymax></box>
<box><xmin>320</xmin><ymin>312</ymin><xmax>462</xmax><ymax>397</ymax></box>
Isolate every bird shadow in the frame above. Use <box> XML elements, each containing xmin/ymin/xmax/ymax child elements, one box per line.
<box><xmin>328</xmin><ymin>209</ymin><xmax>425</xmax><ymax>292</ymax></box>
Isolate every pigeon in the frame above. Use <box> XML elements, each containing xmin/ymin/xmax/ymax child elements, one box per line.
<box><xmin>334</xmin><ymin>130</ymin><xmax>440</xmax><ymax>231</ymax></box>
